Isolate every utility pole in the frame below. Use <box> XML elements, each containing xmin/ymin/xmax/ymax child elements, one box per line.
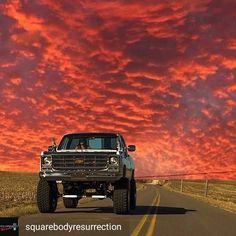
<box><xmin>204</xmin><ymin>179</ymin><xmax>209</xmax><ymax>197</ymax></box>
<box><xmin>180</xmin><ymin>179</ymin><xmax>183</xmax><ymax>192</ymax></box>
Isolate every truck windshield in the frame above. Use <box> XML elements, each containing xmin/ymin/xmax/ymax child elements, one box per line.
<box><xmin>58</xmin><ymin>135</ymin><xmax>118</xmax><ymax>150</ymax></box>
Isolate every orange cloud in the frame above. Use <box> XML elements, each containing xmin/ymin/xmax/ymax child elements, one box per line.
<box><xmin>0</xmin><ymin>0</ymin><xmax>235</xmax><ymax>179</ymax></box>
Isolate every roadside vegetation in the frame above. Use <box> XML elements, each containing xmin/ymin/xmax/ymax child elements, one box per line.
<box><xmin>0</xmin><ymin>171</ymin><xmax>38</xmax><ymax>217</ymax></box>
<box><xmin>164</xmin><ymin>179</ymin><xmax>236</xmax><ymax>213</ymax></box>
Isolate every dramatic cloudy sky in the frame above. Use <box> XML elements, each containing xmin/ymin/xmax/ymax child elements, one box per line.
<box><xmin>0</xmin><ymin>0</ymin><xmax>235</xmax><ymax>179</ymax></box>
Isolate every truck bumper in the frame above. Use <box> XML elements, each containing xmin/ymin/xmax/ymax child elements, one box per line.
<box><xmin>39</xmin><ymin>170</ymin><xmax>122</xmax><ymax>182</ymax></box>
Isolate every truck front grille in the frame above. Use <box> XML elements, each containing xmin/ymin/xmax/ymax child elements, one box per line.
<box><xmin>52</xmin><ymin>154</ymin><xmax>108</xmax><ymax>170</ymax></box>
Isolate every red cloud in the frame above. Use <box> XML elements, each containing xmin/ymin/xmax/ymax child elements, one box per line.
<box><xmin>0</xmin><ymin>0</ymin><xmax>235</xmax><ymax>179</ymax></box>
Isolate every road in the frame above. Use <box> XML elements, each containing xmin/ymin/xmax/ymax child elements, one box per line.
<box><xmin>19</xmin><ymin>185</ymin><xmax>236</xmax><ymax>236</ymax></box>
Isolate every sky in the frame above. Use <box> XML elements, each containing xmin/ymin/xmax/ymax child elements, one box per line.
<box><xmin>0</xmin><ymin>0</ymin><xmax>235</xmax><ymax>179</ymax></box>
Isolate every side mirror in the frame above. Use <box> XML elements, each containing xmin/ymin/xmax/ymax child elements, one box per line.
<box><xmin>48</xmin><ymin>145</ymin><xmax>56</xmax><ymax>152</ymax></box>
<box><xmin>48</xmin><ymin>137</ymin><xmax>57</xmax><ymax>152</ymax></box>
<box><xmin>128</xmin><ymin>145</ymin><xmax>136</xmax><ymax>152</ymax></box>
<box><xmin>52</xmin><ymin>137</ymin><xmax>56</xmax><ymax>146</ymax></box>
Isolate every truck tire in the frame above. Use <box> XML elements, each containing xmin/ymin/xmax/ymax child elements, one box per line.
<box><xmin>37</xmin><ymin>179</ymin><xmax>58</xmax><ymax>213</ymax></box>
<box><xmin>130</xmin><ymin>179</ymin><xmax>136</xmax><ymax>210</ymax></box>
<box><xmin>113</xmin><ymin>179</ymin><xmax>130</xmax><ymax>214</ymax></box>
<box><xmin>63</xmin><ymin>198</ymin><xmax>78</xmax><ymax>208</ymax></box>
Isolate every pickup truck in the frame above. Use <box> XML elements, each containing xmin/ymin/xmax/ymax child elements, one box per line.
<box><xmin>37</xmin><ymin>132</ymin><xmax>136</xmax><ymax>214</ymax></box>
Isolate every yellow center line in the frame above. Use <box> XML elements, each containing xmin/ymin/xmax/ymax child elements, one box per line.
<box><xmin>131</xmin><ymin>192</ymin><xmax>159</xmax><ymax>236</ymax></box>
<box><xmin>146</xmin><ymin>194</ymin><xmax>160</xmax><ymax>236</ymax></box>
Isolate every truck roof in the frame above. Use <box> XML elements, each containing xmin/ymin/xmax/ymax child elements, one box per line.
<box><xmin>63</xmin><ymin>132</ymin><xmax>119</xmax><ymax>137</ymax></box>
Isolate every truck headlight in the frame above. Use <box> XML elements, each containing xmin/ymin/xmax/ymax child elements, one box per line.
<box><xmin>42</xmin><ymin>156</ymin><xmax>52</xmax><ymax>167</ymax></box>
<box><xmin>109</xmin><ymin>156</ymin><xmax>119</xmax><ymax>166</ymax></box>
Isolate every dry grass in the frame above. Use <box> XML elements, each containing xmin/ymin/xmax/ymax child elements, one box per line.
<box><xmin>0</xmin><ymin>171</ymin><xmax>38</xmax><ymax>217</ymax></box>
<box><xmin>164</xmin><ymin>180</ymin><xmax>236</xmax><ymax>213</ymax></box>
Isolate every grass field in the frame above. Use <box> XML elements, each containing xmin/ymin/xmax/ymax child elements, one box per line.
<box><xmin>164</xmin><ymin>180</ymin><xmax>236</xmax><ymax>213</ymax></box>
<box><xmin>0</xmin><ymin>171</ymin><xmax>39</xmax><ymax>217</ymax></box>
<box><xmin>0</xmin><ymin>171</ymin><xmax>144</xmax><ymax>217</ymax></box>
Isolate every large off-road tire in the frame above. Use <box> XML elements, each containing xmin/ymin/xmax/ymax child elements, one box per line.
<box><xmin>113</xmin><ymin>179</ymin><xmax>130</xmax><ymax>214</ymax></box>
<box><xmin>37</xmin><ymin>179</ymin><xmax>58</xmax><ymax>213</ymax></box>
<box><xmin>130</xmin><ymin>179</ymin><xmax>136</xmax><ymax>210</ymax></box>
<box><xmin>63</xmin><ymin>198</ymin><xmax>78</xmax><ymax>208</ymax></box>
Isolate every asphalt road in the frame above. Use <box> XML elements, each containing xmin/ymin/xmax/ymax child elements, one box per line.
<box><xmin>19</xmin><ymin>185</ymin><xmax>236</xmax><ymax>236</ymax></box>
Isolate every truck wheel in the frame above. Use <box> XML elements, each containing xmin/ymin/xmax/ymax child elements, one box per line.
<box><xmin>63</xmin><ymin>198</ymin><xmax>78</xmax><ymax>208</ymax></box>
<box><xmin>113</xmin><ymin>179</ymin><xmax>130</xmax><ymax>214</ymax></box>
<box><xmin>130</xmin><ymin>179</ymin><xmax>136</xmax><ymax>210</ymax></box>
<box><xmin>37</xmin><ymin>179</ymin><xmax>58</xmax><ymax>213</ymax></box>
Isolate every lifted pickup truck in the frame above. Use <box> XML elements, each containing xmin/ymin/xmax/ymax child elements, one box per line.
<box><xmin>37</xmin><ymin>133</ymin><xmax>136</xmax><ymax>214</ymax></box>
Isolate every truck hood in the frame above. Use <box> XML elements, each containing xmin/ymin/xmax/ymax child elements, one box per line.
<box><xmin>43</xmin><ymin>149</ymin><xmax>118</xmax><ymax>155</ymax></box>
